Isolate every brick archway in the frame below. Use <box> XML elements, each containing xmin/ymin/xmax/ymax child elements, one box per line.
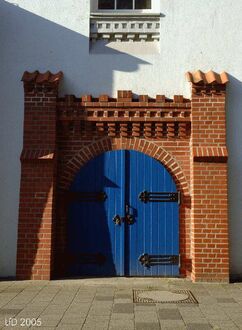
<box><xmin>59</xmin><ymin>137</ymin><xmax>190</xmax><ymax>196</ymax></box>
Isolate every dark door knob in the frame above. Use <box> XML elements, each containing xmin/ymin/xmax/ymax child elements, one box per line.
<box><xmin>125</xmin><ymin>204</ymin><xmax>135</xmax><ymax>225</ymax></box>
<box><xmin>113</xmin><ymin>215</ymin><xmax>122</xmax><ymax>225</ymax></box>
<box><xmin>126</xmin><ymin>214</ymin><xmax>134</xmax><ymax>225</ymax></box>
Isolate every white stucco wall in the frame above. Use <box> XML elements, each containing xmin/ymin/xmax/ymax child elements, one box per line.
<box><xmin>0</xmin><ymin>0</ymin><xmax>242</xmax><ymax>278</ymax></box>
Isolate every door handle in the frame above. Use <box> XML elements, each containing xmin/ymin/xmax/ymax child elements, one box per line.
<box><xmin>125</xmin><ymin>204</ymin><xmax>135</xmax><ymax>225</ymax></box>
<box><xmin>126</xmin><ymin>214</ymin><xmax>134</xmax><ymax>225</ymax></box>
<box><xmin>113</xmin><ymin>215</ymin><xmax>122</xmax><ymax>226</ymax></box>
<box><xmin>113</xmin><ymin>205</ymin><xmax>135</xmax><ymax>226</ymax></box>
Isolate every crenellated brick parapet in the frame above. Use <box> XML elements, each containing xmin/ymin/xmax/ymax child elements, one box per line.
<box><xmin>57</xmin><ymin>92</ymin><xmax>191</xmax><ymax>139</ymax></box>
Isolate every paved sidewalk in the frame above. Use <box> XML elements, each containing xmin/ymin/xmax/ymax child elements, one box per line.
<box><xmin>0</xmin><ymin>278</ymin><xmax>242</xmax><ymax>329</ymax></box>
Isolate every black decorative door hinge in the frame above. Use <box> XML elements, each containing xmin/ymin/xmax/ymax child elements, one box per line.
<box><xmin>139</xmin><ymin>253</ymin><xmax>180</xmax><ymax>268</ymax></box>
<box><xmin>139</xmin><ymin>191</ymin><xmax>180</xmax><ymax>204</ymax></box>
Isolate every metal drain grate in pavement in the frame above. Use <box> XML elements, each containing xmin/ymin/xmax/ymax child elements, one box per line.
<box><xmin>133</xmin><ymin>289</ymin><xmax>198</xmax><ymax>304</ymax></box>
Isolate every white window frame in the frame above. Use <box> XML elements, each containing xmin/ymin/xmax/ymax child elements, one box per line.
<box><xmin>91</xmin><ymin>0</ymin><xmax>160</xmax><ymax>14</ymax></box>
<box><xmin>98</xmin><ymin>0</ymin><xmax>150</xmax><ymax>10</ymax></box>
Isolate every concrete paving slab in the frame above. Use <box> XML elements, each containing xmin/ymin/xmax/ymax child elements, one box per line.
<box><xmin>2</xmin><ymin>327</ymin><xmax>31</xmax><ymax>330</ymax></box>
<box><xmin>135</xmin><ymin>303</ymin><xmax>156</xmax><ymax>312</ymax></box>
<box><xmin>163</xmin><ymin>327</ymin><xmax>186</xmax><ymax>330</ymax></box>
<box><xmin>199</xmin><ymin>307</ymin><xmax>231</xmax><ymax>321</ymax></box>
<box><xmin>85</xmin><ymin>315</ymin><xmax>110</xmax><ymax>321</ymax></box>
<box><xmin>0</xmin><ymin>308</ymin><xmax>22</xmax><ymax>316</ymax></box>
<box><xmin>135</xmin><ymin>311</ymin><xmax>159</xmax><ymax>323</ymax></box>
<box><xmin>158</xmin><ymin>308</ymin><xmax>182</xmax><ymax>320</ymax></box>
<box><xmin>82</xmin><ymin>321</ymin><xmax>109</xmax><ymax>330</ymax></box>
<box><xmin>109</xmin><ymin>319</ymin><xmax>134</xmax><ymax>330</ymax></box>
<box><xmin>183</xmin><ymin>319</ymin><xmax>210</xmax><ymax>325</ymax></box>
<box><xmin>1</xmin><ymin>304</ymin><xmax>26</xmax><ymax>311</ymax></box>
<box><xmin>60</xmin><ymin>316</ymin><xmax>85</xmax><ymax>325</ymax></box>
<box><xmin>65</xmin><ymin>307</ymin><xmax>89</xmax><ymax>315</ymax></box>
<box><xmin>113</xmin><ymin>303</ymin><xmax>133</xmax><ymax>314</ymax></box>
<box><xmin>135</xmin><ymin>322</ymin><xmax>160</xmax><ymax>330</ymax></box>
<box><xmin>32</xmin><ymin>328</ymin><xmax>56</xmax><ymax>330</ymax></box>
<box><xmin>39</xmin><ymin>316</ymin><xmax>63</xmax><ymax>327</ymax></box>
<box><xmin>95</xmin><ymin>296</ymin><xmax>114</xmax><ymax>301</ymax></box>
<box><xmin>88</xmin><ymin>311</ymin><xmax>111</xmax><ymax>318</ymax></box>
<box><xmin>90</xmin><ymin>306</ymin><xmax>113</xmax><ymax>312</ymax></box>
<box><xmin>195</xmin><ymin>296</ymin><xmax>218</xmax><ymax>304</ymax></box>
<box><xmin>114</xmin><ymin>298</ymin><xmax>133</xmax><ymax>304</ymax></box>
<box><xmin>111</xmin><ymin>313</ymin><xmax>135</xmax><ymax>321</ymax></box>
<box><xmin>179</xmin><ymin>314</ymin><xmax>206</xmax><ymax>323</ymax></box>
<box><xmin>0</xmin><ymin>279</ymin><xmax>242</xmax><ymax>329</ymax></box>
<box><xmin>159</xmin><ymin>320</ymin><xmax>186</xmax><ymax>328</ymax></box>
<box><xmin>115</xmin><ymin>295</ymin><xmax>133</xmax><ymax>300</ymax></box>
<box><xmin>155</xmin><ymin>303</ymin><xmax>178</xmax><ymax>309</ymax></box>
<box><xmin>57</xmin><ymin>325</ymin><xmax>81</xmax><ymax>330</ymax></box>
<box><xmin>186</xmin><ymin>324</ymin><xmax>212</xmax><ymax>330</ymax></box>
<box><xmin>209</xmin><ymin>320</ymin><xmax>239</xmax><ymax>329</ymax></box>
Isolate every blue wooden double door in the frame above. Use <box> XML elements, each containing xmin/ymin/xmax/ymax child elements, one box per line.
<box><xmin>67</xmin><ymin>150</ymin><xmax>179</xmax><ymax>277</ymax></box>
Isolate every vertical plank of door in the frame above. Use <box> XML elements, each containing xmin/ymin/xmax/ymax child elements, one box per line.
<box><xmin>127</xmin><ymin>151</ymin><xmax>179</xmax><ymax>276</ymax></box>
<box><xmin>106</xmin><ymin>150</ymin><xmax>125</xmax><ymax>276</ymax></box>
<box><xmin>105</xmin><ymin>151</ymin><xmax>115</xmax><ymax>275</ymax></box>
<box><xmin>120</xmin><ymin>150</ymin><xmax>126</xmax><ymax>276</ymax></box>
<box><xmin>143</xmin><ymin>152</ymin><xmax>151</xmax><ymax>276</ymax></box>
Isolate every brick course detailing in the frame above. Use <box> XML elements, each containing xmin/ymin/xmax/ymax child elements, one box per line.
<box><xmin>17</xmin><ymin>71</ymin><xmax>63</xmax><ymax>280</ymax></box>
<box><xmin>17</xmin><ymin>70</ymin><xmax>229</xmax><ymax>282</ymax></box>
<box><xmin>187</xmin><ymin>70</ymin><xmax>230</xmax><ymax>282</ymax></box>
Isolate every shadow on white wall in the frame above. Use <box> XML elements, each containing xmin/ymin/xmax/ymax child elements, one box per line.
<box><xmin>0</xmin><ymin>0</ymin><xmax>150</xmax><ymax>277</ymax></box>
<box><xmin>226</xmin><ymin>75</ymin><xmax>242</xmax><ymax>280</ymax></box>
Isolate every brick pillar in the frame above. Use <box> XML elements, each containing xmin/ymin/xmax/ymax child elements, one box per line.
<box><xmin>187</xmin><ymin>71</ymin><xmax>230</xmax><ymax>282</ymax></box>
<box><xmin>16</xmin><ymin>71</ymin><xmax>63</xmax><ymax>280</ymax></box>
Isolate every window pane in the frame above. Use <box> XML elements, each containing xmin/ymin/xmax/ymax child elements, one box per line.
<box><xmin>117</xmin><ymin>0</ymin><xmax>133</xmax><ymax>9</ymax></box>
<box><xmin>135</xmin><ymin>0</ymin><xmax>151</xmax><ymax>9</ymax></box>
<box><xmin>98</xmin><ymin>0</ymin><xmax>115</xmax><ymax>9</ymax></box>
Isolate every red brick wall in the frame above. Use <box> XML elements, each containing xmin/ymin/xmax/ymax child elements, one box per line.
<box><xmin>17</xmin><ymin>71</ymin><xmax>229</xmax><ymax>282</ymax></box>
<box><xmin>190</xmin><ymin>82</ymin><xmax>229</xmax><ymax>282</ymax></box>
<box><xmin>17</xmin><ymin>162</ymin><xmax>56</xmax><ymax>280</ymax></box>
<box><xmin>16</xmin><ymin>72</ymin><xmax>61</xmax><ymax>280</ymax></box>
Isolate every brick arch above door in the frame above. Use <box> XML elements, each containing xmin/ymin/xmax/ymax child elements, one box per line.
<box><xmin>59</xmin><ymin>136</ymin><xmax>190</xmax><ymax>197</ymax></box>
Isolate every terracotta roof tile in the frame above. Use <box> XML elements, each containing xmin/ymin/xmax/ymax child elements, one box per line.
<box><xmin>35</xmin><ymin>71</ymin><xmax>51</xmax><ymax>83</ymax></box>
<box><xmin>22</xmin><ymin>71</ymin><xmax>63</xmax><ymax>84</ymax></box>
<box><xmin>21</xmin><ymin>71</ymin><xmax>39</xmax><ymax>82</ymax></box>
<box><xmin>186</xmin><ymin>70</ymin><xmax>229</xmax><ymax>85</ymax></box>
<box><xmin>49</xmin><ymin>72</ymin><xmax>63</xmax><ymax>83</ymax></box>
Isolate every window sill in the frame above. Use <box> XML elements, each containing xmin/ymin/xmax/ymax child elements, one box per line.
<box><xmin>90</xmin><ymin>12</ymin><xmax>162</xmax><ymax>43</ymax></box>
<box><xmin>90</xmin><ymin>12</ymin><xmax>162</xmax><ymax>18</ymax></box>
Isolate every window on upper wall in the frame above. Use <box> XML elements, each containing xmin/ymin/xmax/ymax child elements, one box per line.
<box><xmin>98</xmin><ymin>0</ymin><xmax>151</xmax><ymax>10</ymax></box>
